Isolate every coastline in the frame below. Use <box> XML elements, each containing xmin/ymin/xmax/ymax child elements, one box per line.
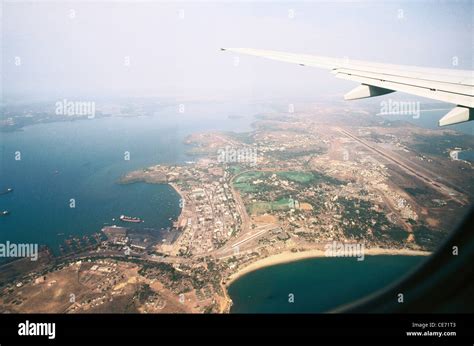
<box><xmin>126</xmin><ymin>180</ymin><xmax>433</xmax><ymax>314</ymax></box>
<box><xmin>225</xmin><ymin>247</ymin><xmax>431</xmax><ymax>287</ymax></box>
<box><xmin>168</xmin><ymin>182</ymin><xmax>186</xmax><ymax>227</ymax></box>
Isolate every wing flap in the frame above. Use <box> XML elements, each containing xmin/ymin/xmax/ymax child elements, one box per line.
<box><xmin>334</xmin><ymin>70</ymin><xmax>474</xmax><ymax>108</ymax></box>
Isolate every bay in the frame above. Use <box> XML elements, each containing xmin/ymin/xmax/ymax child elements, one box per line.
<box><xmin>228</xmin><ymin>255</ymin><xmax>425</xmax><ymax>313</ymax></box>
<box><xmin>0</xmin><ymin>101</ymin><xmax>259</xmax><ymax>254</ymax></box>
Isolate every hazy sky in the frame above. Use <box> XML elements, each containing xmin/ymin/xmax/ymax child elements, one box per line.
<box><xmin>2</xmin><ymin>0</ymin><xmax>473</xmax><ymax>101</ymax></box>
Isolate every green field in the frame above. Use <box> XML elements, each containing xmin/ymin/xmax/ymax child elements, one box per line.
<box><xmin>234</xmin><ymin>171</ymin><xmax>266</xmax><ymax>183</ymax></box>
<box><xmin>233</xmin><ymin>171</ymin><xmax>266</xmax><ymax>192</ymax></box>
<box><xmin>233</xmin><ymin>171</ymin><xmax>314</xmax><ymax>186</ymax></box>
<box><xmin>232</xmin><ymin>170</ymin><xmax>343</xmax><ymax>215</ymax></box>
<box><xmin>275</xmin><ymin>171</ymin><xmax>314</xmax><ymax>184</ymax></box>
<box><xmin>232</xmin><ymin>170</ymin><xmax>344</xmax><ymax>197</ymax></box>
<box><xmin>248</xmin><ymin>198</ymin><xmax>293</xmax><ymax>214</ymax></box>
<box><xmin>232</xmin><ymin>182</ymin><xmax>258</xmax><ymax>193</ymax></box>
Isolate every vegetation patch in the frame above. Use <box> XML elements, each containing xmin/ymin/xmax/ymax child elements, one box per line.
<box><xmin>413</xmin><ymin>225</ymin><xmax>448</xmax><ymax>251</ymax></box>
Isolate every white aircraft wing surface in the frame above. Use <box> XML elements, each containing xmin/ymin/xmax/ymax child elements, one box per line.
<box><xmin>221</xmin><ymin>48</ymin><xmax>474</xmax><ymax>126</ymax></box>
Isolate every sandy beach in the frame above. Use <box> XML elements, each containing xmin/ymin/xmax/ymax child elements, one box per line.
<box><xmin>169</xmin><ymin>182</ymin><xmax>186</xmax><ymax>227</ymax></box>
<box><xmin>225</xmin><ymin>247</ymin><xmax>431</xmax><ymax>286</ymax></box>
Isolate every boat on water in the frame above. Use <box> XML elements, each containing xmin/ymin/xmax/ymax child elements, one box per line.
<box><xmin>0</xmin><ymin>188</ymin><xmax>13</xmax><ymax>195</ymax></box>
<box><xmin>1</xmin><ymin>210</ymin><xmax>10</xmax><ymax>216</ymax></box>
<box><xmin>119</xmin><ymin>215</ymin><xmax>143</xmax><ymax>223</ymax></box>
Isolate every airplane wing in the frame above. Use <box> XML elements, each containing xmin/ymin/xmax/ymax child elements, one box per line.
<box><xmin>221</xmin><ymin>48</ymin><xmax>474</xmax><ymax>126</ymax></box>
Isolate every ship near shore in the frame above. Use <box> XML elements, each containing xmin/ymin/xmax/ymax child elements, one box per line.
<box><xmin>119</xmin><ymin>215</ymin><xmax>143</xmax><ymax>223</ymax></box>
<box><xmin>0</xmin><ymin>188</ymin><xmax>13</xmax><ymax>196</ymax></box>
